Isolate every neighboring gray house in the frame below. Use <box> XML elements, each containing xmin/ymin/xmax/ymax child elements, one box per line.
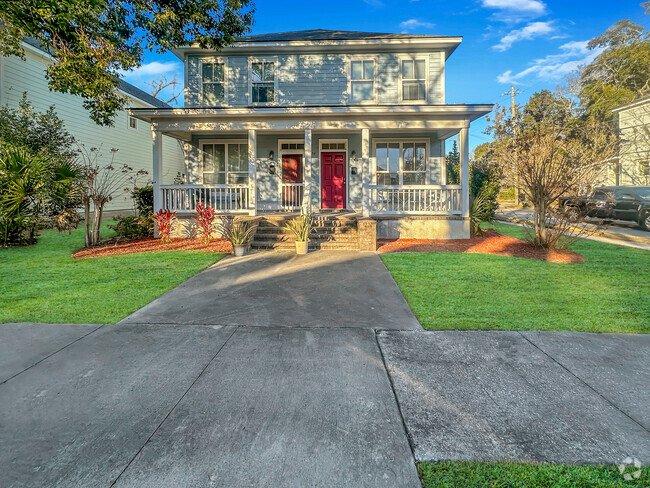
<box><xmin>609</xmin><ymin>97</ymin><xmax>650</xmax><ymax>187</ymax></box>
<box><xmin>0</xmin><ymin>39</ymin><xmax>186</xmax><ymax>213</ymax></box>
<box><xmin>131</xmin><ymin>30</ymin><xmax>492</xmax><ymax>240</ymax></box>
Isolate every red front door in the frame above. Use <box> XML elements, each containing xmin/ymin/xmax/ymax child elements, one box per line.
<box><xmin>282</xmin><ymin>154</ymin><xmax>303</xmax><ymax>207</ymax></box>
<box><xmin>321</xmin><ymin>152</ymin><xmax>346</xmax><ymax>209</ymax></box>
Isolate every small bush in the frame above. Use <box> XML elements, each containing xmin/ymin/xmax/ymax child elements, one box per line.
<box><xmin>132</xmin><ymin>186</ymin><xmax>153</xmax><ymax>215</ymax></box>
<box><xmin>153</xmin><ymin>209</ymin><xmax>176</xmax><ymax>244</ymax></box>
<box><xmin>109</xmin><ymin>214</ymin><xmax>153</xmax><ymax>240</ymax></box>
<box><xmin>195</xmin><ymin>203</ymin><xmax>216</xmax><ymax>243</ymax></box>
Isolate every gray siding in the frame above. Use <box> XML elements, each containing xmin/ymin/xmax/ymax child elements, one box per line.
<box><xmin>185</xmin><ymin>51</ymin><xmax>445</xmax><ymax>108</ymax></box>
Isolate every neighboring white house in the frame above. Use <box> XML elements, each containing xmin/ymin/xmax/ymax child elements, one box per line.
<box><xmin>0</xmin><ymin>38</ymin><xmax>186</xmax><ymax>213</ymax></box>
<box><xmin>131</xmin><ymin>29</ymin><xmax>492</xmax><ymax>240</ymax></box>
<box><xmin>609</xmin><ymin>96</ymin><xmax>650</xmax><ymax>187</ymax></box>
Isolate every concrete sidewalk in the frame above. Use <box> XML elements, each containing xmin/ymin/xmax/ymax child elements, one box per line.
<box><xmin>120</xmin><ymin>250</ymin><xmax>421</xmax><ymax>330</ymax></box>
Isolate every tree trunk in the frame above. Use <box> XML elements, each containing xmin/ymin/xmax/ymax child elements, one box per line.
<box><xmin>533</xmin><ymin>198</ymin><xmax>547</xmax><ymax>248</ymax></box>
<box><xmin>84</xmin><ymin>200</ymin><xmax>92</xmax><ymax>247</ymax></box>
<box><xmin>91</xmin><ymin>203</ymin><xmax>103</xmax><ymax>246</ymax></box>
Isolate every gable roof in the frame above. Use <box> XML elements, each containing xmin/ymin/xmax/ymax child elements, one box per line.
<box><xmin>236</xmin><ymin>29</ymin><xmax>454</xmax><ymax>43</ymax></box>
<box><xmin>22</xmin><ymin>37</ymin><xmax>170</xmax><ymax>109</ymax></box>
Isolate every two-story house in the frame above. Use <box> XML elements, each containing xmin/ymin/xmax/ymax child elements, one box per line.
<box><xmin>609</xmin><ymin>97</ymin><xmax>650</xmax><ymax>186</ymax></box>
<box><xmin>130</xmin><ymin>29</ymin><xmax>493</xmax><ymax>242</ymax></box>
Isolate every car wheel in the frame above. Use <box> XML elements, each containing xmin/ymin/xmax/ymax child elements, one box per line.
<box><xmin>641</xmin><ymin>213</ymin><xmax>650</xmax><ymax>231</ymax></box>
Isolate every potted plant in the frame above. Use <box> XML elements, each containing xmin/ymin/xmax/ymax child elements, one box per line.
<box><xmin>285</xmin><ymin>213</ymin><xmax>313</xmax><ymax>255</ymax></box>
<box><xmin>217</xmin><ymin>216</ymin><xmax>256</xmax><ymax>256</ymax></box>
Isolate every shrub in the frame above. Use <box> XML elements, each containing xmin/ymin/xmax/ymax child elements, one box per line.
<box><xmin>132</xmin><ymin>186</ymin><xmax>153</xmax><ymax>215</ymax></box>
<box><xmin>195</xmin><ymin>203</ymin><xmax>216</xmax><ymax>243</ymax></box>
<box><xmin>216</xmin><ymin>215</ymin><xmax>256</xmax><ymax>247</ymax></box>
<box><xmin>285</xmin><ymin>213</ymin><xmax>314</xmax><ymax>242</ymax></box>
<box><xmin>108</xmin><ymin>214</ymin><xmax>153</xmax><ymax>240</ymax></box>
<box><xmin>152</xmin><ymin>209</ymin><xmax>176</xmax><ymax>244</ymax></box>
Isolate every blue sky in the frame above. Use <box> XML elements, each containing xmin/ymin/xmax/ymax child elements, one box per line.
<box><xmin>122</xmin><ymin>0</ymin><xmax>649</xmax><ymax>152</ymax></box>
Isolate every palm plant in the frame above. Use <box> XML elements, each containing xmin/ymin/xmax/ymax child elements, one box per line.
<box><xmin>216</xmin><ymin>215</ymin><xmax>256</xmax><ymax>246</ymax></box>
<box><xmin>470</xmin><ymin>182</ymin><xmax>498</xmax><ymax>236</ymax></box>
<box><xmin>285</xmin><ymin>213</ymin><xmax>314</xmax><ymax>242</ymax></box>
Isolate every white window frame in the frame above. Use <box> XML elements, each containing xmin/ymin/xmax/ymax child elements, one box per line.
<box><xmin>127</xmin><ymin>115</ymin><xmax>138</xmax><ymax>131</ymax></box>
<box><xmin>372</xmin><ymin>138</ymin><xmax>430</xmax><ymax>186</ymax></box>
<box><xmin>319</xmin><ymin>139</ymin><xmax>349</xmax><ymax>209</ymax></box>
<box><xmin>200</xmin><ymin>58</ymin><xmax>227</xmax><ymax>106</ymax></box>
<box><xmin>399</xmin><ymin>56</ymin><xmax>429</xmax><ymax>104</ymax></box>
<box><xmin>277</xmin><ymin>139</ymin><xmax>306</xmax><ymax>182</ymax></box>
<box><xmin>199</xmin><ymin>139</ymin><xmax>248</xmax><ymax>185</ymax></box>
<box><xmin>348</xmin><ymin>56</ymin><xmax>377</xmax><ymax>104</ymax></box>
<box><xmin>248</xmin><ymin>57</ymin><xmax>278</xmax><ymax>106</ymax></box>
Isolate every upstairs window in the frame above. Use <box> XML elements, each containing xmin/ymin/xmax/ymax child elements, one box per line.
<box><xmin>375</xmin><ymin>141</ymin><xmax>427</xmax><ymax>185</ymax></box>
<box><xmin>202</xmin><ymin>62</ymin><xmax>225</xmax><ymax>105</ymax></box>
<box><xmin>350</xmin><ymin>60</ymin><xmax>374</xmax><ymax>103</ymax></box>
<box><xmin>202</xmin><ymin>142</ymin><xmax>249</xmax><ymax>184</ymax></box>
<box><xmin>251</xmin><ymin>61</ymin><xmax>275</xmax><ymax>103</ymax></box>
<box><xmin>401</xmin><ymin>59</ymin><xmax>426</xmax><ymax>101</ymax></box>
<box><xmin>127</xmin><ymin>115</ymin><xmax>137</xmax><ymax>130</ymax></box>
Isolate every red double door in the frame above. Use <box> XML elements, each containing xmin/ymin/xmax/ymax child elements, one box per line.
<box><xmin>321</xmin><ymin>152</ymin><xmax>346</xmax><ymax>209</ymax></box>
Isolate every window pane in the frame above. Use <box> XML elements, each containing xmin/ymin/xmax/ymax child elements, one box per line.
<box><xmin>376</xmin><ymin>144</ymin><xmax>387</xmax><ymax>172</ymax></box>
<box><xmin>204</xmin><ymin>172</ymin><xmax>225</xmax><ymax>184</ymax></box>
<box><xmin>363</xmin><ymin>60</ymin><xmax>374</xmax><ymax>79</ymax></box>
<box><xmin>351</xmin><ymin>81</ymin><xmax>373</xmax><ymax>102</ymax></box>
<box><xmin>415</xmin><ymin>59</ymin><xmax>426</xmax><ymax>80</ymax></box>
<box><xmin>402</xmin><ymin>60</ymin><xmax>413</xmax><ymax>79</ymax></box>
<box><xmin>403</xmin><ymin>144</ymin><xmax>415</xmax><ymax>171</ymax></box>
<box><xmin>415</xmin><ymin>143</ymin><xmax>426</xmax><ymax>171</ymax></box>
<box><xmin>404</xmin><ymin>173</ymin><xmax>426</xmax><ymax>185</ymax></box>
<box><xmin>253</xmin><ymin>84</ymin><xmax>274</xmax><ymax>103</ymax></box>
<box><xmin>388</xmin><ymin>143</ymin><xmax>399</xmax><ymax>173</ymax></box>
<box><xmin>228</xmin><ymin>144</ymin><xmax>240</xmax><ymax>172</ymax></box>
<box><xmin>203</xmin><ymin>83</ymin><xmax>224</xmax><ymax>104</ymax></box>
<box><xmin>214</xmin><ymin>144</ymin><xmax>225</xmax><ymax>172</ymax></box>
<box><xmin>214</xmin><ymin>63</ymin><xmax>224</xmax><ymax>81</ymax></box>
<box><xmin>202</xmin><ymin>63</ymin><xmax>213</xmax><ymax>82</ymax></box>
<box><xmin>418</xmin><ymin>82</ymin><xmax>425</xmax><ymax>100</ymax></box>
<box><xmin>252</xmin><ymin>63</ymin><xmax>263</xmax><ymax>83</ymax></box>
<box><xmin>351</xmin><ymin>61</ymin><xmax>362</xmax><ymax>80</ymax></box>
<box><xmin>227</xmin><ymin>173</ymin><xmax>248</xmax><ymax>185</ymax></box>
<box><xmin>203</xmin><ymin>144</ymin><xmax>214</xmax><ymax>172</ymax></box>
<box><xmin>263</xmin><ymin>62</ymin><xmax>275</xmax><ymax>81</ymax></box>
<box><xmin>403</xmin><ymin>83</ymin><xmax>423</xmax><ymax>101</ymax></box>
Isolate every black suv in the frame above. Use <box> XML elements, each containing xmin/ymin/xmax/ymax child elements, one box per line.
<box><xmin>559</xmin><ymin>186</ymin><xmax>650</xmax><ymax>230</ymax></box>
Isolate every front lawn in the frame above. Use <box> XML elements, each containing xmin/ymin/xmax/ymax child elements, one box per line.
<box><xmin>0</xmin><ymin>225</ymin><xmax>224</xmax><ymax>324</ymax></box>
<box><xmin>382</xmin><ymin>223</ymin><xmax>649</xmax><ymax>333</ymax></box>
<box><xmin>418</xmin><ymin>461</ymin><xmax>648</xmax><ymax>488</ymax></box>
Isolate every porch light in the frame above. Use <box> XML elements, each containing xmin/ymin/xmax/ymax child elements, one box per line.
<box><xmin>269</xmin><ymin>163</ymin><xmax>276</xmax><ymax>175</ymax></box>
<box><xmin>350</xmin><ymin>150</ymin><xmax>357</xmax><ymax>160</ymax></box>
<box><xmin>269</xmin><ymin>150</ymin><xmax>275</xmax><ymax>161</ymax></box>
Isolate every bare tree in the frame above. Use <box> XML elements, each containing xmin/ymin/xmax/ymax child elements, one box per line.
<box><xmin>77</xmin><ymin>145</ymin><xmax>148</xmax><ymax>246</ymax></box>
<box><xmin>146</xmin><ymin>75</ymin><xmax>181</xmax><ymax>105</ymax></box>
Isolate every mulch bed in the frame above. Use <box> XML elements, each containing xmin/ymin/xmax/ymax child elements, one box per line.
<box><xmin>377</xmin><ymin>229</ymin><xmax>585</xmax><ymax>263</ymax></box>
<box><xmin>72</xmin><ymin>238</ymin><xmax>233</xmax><ymax>259</ymax></box>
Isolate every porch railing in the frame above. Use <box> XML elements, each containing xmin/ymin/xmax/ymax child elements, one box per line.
<box><xmin>280</xmin><ymin>183</ymin><xmax>304</xmax><ymax>211</ymax></box>
<box><xmin>161</xmin><ymin>184</ymin><xmax>249</xmax><ymax>213</ymax></box>
<box><xmin>369</xmin><ymin>185</ymin><xmax>462</xmax><ymax>215</ymax></box>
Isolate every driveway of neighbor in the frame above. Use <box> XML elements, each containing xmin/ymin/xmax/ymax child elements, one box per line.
<box><xmin>120</xmin><ymin>250</ymin><xmax>421</xmax><ymax>329</ymax></box>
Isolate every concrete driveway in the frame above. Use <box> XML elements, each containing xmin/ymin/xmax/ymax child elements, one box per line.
<box><xmin>120</xmin><ymin>251</ymin><xmax>421</xmax><ymax>329</ymax></box>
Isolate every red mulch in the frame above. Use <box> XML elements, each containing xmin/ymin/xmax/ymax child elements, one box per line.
<box><xmin>377</xmin><ymin>229</ymin><xmax>584</xmax><ymax>263</ymax></box>
<box><xmin>72</xmin><ymin>238</ymin><xmax>233</xmax><ymax>259</ymax></box>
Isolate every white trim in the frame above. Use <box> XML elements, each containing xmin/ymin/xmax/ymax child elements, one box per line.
<box><xmin>347</xmin><ymin>55</ymin><xmax>377</xmax><ymax>105</ymax></box>
<box><xmin>199</xmin><ymin>138</ymin><xmax>248</xmax><ymax>184</ymax></box>
<box><xmin>319</xmin><ymin>138</ymin><xmax>349</xmax><ymax>209</ymax></box>
<box><xmin>277</xmin><ymin>138</ymin><xmax>306</xmax><ymax>180</ymax></box>
<box><xmin>398</xmin><ymin>55</ymin><xmax>429</xmax><ymax>104</ymax></box>
<box><xmin>247</xmin><ymin>56</ymin><xmax>279</xmax><ymax>106</ymax></box>
<box><xmin>198</xmin><ymin>56</ymin><xmax>228</xmax><ymax>107</ymax></box>
<box><xmin>439</xmin><ymin>51</ymin><xmax>445</xmax><ymax>104</ymax></box>
<box><xmin>372</xmin><ymin>137</ymin><xmax>430</xmax><ymax>185</ymax></box>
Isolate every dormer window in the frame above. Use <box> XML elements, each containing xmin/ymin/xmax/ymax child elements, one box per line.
<box><xmin>350</xmin><ymin>59</ymin><xmax>375</xmax><ymax>103</ymax></box>
<box><xmin>401</xmin><ymin>59</ymin><xmax>426</xmax><ymax>101</ymax></box>
<box><xmin>251</xmin><ymin>61</ymin><xmax>275</xmax><ymax>104</ymax></box>
<box><xmin>202</xmin><ymin>62</ymin><xmax>225</xmax><ymax>105</ymax></box>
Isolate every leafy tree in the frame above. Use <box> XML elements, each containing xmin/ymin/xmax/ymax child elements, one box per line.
<box><xmin>580</xmin><ymin>10</ymin><xmax>650</xmax><ymax>120</ymax></box>
<box><xmin>488</xmin><ymin>90</ymin><xmax>616</xmax><ymax>248</ymax></box>
<box><xmin>446</xmin><ymin>140</ymin><xmax>460</xmax><ymax>184</ymax></box>
<box><xmin>0</xmin><ymin>0</ymin><xmax>254</xmax><ymax>125</ymax></box>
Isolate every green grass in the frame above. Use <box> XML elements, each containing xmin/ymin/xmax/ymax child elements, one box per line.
<box><xmin>382</xmin><ymin>223</ymin><xmax>650</xmax><ymax>333</ymax></box>
<box><xmin>418</xmin><ymin>461</ymin><xmax>649</xmax><ymax>488</ymax></box>
<box><xmin>0</xmin><ymin>224</ymin><xmax>224</xmax><ymax>324</ymax></box>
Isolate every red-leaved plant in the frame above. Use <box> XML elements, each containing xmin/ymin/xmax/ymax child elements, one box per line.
<box><xmin>195</xmin><ymin>203</ymin><xmax>216</xmax><ymax>243</ymax></box>
<box><xmin>153</xmin><ymin>209</ymin><xmax>177</xmax><ymax>244</ymax></box>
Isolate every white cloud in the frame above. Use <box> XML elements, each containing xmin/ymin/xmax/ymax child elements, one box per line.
<box><xmin>121</xmin><ymin>61</ymin><xmax>182</xmax><ymax>78</ymax></box>
<box><xmin>399</xmin><ymin>19</ymin><xmax>436</xmax><ymax>32</ymax></box>
<box><xmin>482</xmin><ymin>0</ymin><xmax>546</xmax><ymax>14</ymax></box>
<box><xmin>496</xmin><ymin>40</ymin><xmax>602</xmax><ymax>84</ymax></box>
<box><xmin>362</xmin><ymin>0</ymin><xmax>384</xmax><ymax>7</ymax></box>
<box><xmin>493</xmin><ymin>21</ymin><xmax>555</xmax><ymax>51</ymax></box>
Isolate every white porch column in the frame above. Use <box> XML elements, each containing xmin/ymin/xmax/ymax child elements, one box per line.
<box><xmin>152</xmin><ymin>128</ymin><xmax>163</xmax><ymax>213</ymax></box>
<box><xmin>248</xmin><ymin>129</ymin><xmax>257</xmax><ymax>216</ymax></box>
<box><xmin>303</xmin><ymin>128</ymin><xmax>312</xmax><ymax>212</ymax></box>
<box><xmin>459</xmin><ymin>126</ymin><xmax>470</xmax><ymax>218</ymax></box>
<box><xmin>361</xmin><ymin>128</ymin><xmax>370</xmax><ymax>217</ymax></box>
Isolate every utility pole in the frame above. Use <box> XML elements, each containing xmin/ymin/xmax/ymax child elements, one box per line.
<box><xmin>503</xmin><ymin>85</ymin><xmax>521</xmax><ymax>206</ymax></box>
